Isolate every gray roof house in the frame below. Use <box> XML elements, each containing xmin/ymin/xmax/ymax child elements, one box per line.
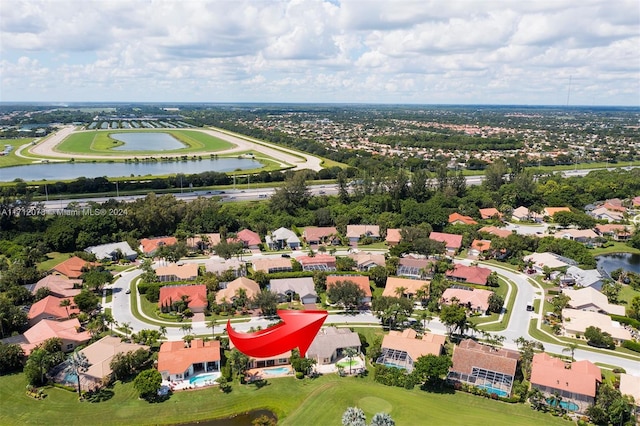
<box><xmin>266</xmin><ymin>227</ymin><xmax>301</xmax><ymax>250</ymax></box>
<box><xmin>85</xmin><ymin>242</ymin><xmax>137</xmax><ymax>261</ymax></box>
<box><xmin>269</xmin><ymin>277</ymin><xmax>317</xmax><ymax>305</ymax></box>
<box><xmin>306</xmin><ymin>327</ymin><xmax>361</xmax><ymax>365</ymax></box>
<box><xmin>563</xmin><ymin>266</ymin><xmax>604</xmax><ymax>288</ymax></box>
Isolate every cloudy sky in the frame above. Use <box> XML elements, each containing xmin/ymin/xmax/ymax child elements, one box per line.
<box><xmin>1</xmin><ymin>0</ymin><xmax>639</xmax><ymax>105</ymax></box>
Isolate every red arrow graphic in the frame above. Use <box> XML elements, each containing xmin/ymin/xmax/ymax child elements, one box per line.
<box><xmin>226</xmin><ymin>310</ymin><xmax>328</xmax><ymax>358</ymax></box>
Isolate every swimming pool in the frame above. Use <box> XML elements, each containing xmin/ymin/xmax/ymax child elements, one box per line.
<box><xmin>383</xmin><ymin>362</ymin><xmax>406</xmax><ymax>370</ymax></box>
<box><xmin>547</xmin><ymin>398</ymin><xmax>580</xmax><ymax>412</ymax></box>
<box><xmin>262</xmin><ymin>367</ymin><xmax>290</xmax><ymax>375</ymax></box>
<box><xmin>476</xmin><ymin>384</ymin><xmax>509</xmax><ymax>397</ymax></box>
<box><xmin>189</xmin><ymin>372</ymin><xmax>221</xmax><ymax>386</ymax></box>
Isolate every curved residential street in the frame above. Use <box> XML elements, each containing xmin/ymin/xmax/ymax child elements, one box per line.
<box><xmin>107</xmin><ymin>250</ymin><xmax>640</xmax><ymax>376</ymax></box>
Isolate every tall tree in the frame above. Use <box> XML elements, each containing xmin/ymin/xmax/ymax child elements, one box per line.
<box><xmin>269</xmin><ymin>172</ymin><xmax>310</xmax><ymax>214</ymax></box>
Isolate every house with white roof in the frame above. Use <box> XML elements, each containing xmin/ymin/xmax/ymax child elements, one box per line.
<box><xmin>562</xmin><ymin>309</ymin><xmax>632</xmax><ymax>345</ymax></box>
<box><xmin>266</xmin><ymin>227</ymin><xmax>301</xmax><ymax>250</ymax></box>
<box><xmin>563</xmin><ymin>287</ymin><xmax>625</xmax><ymax>316</ymax></box>
<box><xmin>563</xmin><ymin>266</ymin><xmax>603</xmax><ymax>288</ymax></box>
<box><xmin>85</xmin><ymin>241</ymin><xmax>138</xmax><ymax>261</ymax></box>
<box><xmin>269</xmin><ymin>277</ymin><xmax>318</xmax><ymax>305</ymax></box>
<box><xmin>523</xmin><ymin>252</ymin><xmax>576</xmax><ymax>273</ymax></box>
<box><xmin>306</xmin><ymin>327</ymin><xmax>361</xmax><ymax>365</ymax></box>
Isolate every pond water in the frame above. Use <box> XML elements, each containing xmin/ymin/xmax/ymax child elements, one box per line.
<box><xmin>176</xmin><ymin>409</ymin><xmax>276</xmax><ymax>426</ymax></box>
<box><xmin>110</xmin><ymin>132</ymin><xmax>186</xmax><ymax>151</ymax></box>
<box><xmin>596</xmin><ymin>252</ymin><xmax>640</xmax><ymax>276</ymax></box>
<box><xmin>1</xmin><ymin>158</ymin><xmax>262</xmax><ymax>181</ymax></box>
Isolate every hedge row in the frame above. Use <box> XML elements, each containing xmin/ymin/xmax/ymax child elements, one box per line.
<box><xmin>609</xmin><ymin>314</ymin><xmax>640</xmax><ymax>329</ymax></box>
<box><xmin>622</xmin><ymin>340</ymin><xmax>640</xmax><ymax>353</ymax></box>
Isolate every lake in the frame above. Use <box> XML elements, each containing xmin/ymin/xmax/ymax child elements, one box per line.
<box><xmin>110</xmin><ymin>132</ymin><xmax>186</xmax><ymax>151</ymax></box>
<box><xmin>1</xmin><ymin>158</ymin><xmax>262</xmax><ymax>181</ymax></box>
<box><xmin>176</xmin><ymin>409</ymin><xmax>276</xmax><ymax>426</ymax></box>
<box><xmin>596</xmin><ymin>252</ymin><xmax>640</xmax><ymax>276</ymax></box>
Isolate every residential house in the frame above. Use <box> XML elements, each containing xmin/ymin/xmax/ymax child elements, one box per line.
<box><xmin>447</xmin><ymin>339</ymin><xmax>520</xmax><ymax>396</ymax></box>
<box><xmin>155</xmin><ymin>263</ymin><xmax>200</xmax><ymax>282</ymax></box>
<box><xmin>302</xmin><ymin>227</ymin><xmax>339</xmax><ymax>246</ymax></box>
<box><xmin>530</xmin><ymin>352</ymin><xmax>601</xmax><ymax>413</ymax></box>
<box><xmin>158</xmin><ymin>339</ymin><xmax>221</xmax><ymax>381</ymax></box>
<box><xmin>139</xmin><ymin>236</ymin><xmax>178</xmax><ymax>256</ymax></box>
<box><xmin>203</xmin><ymin>258</ymin><xmax>246</xmax><ymax>277</ymax></box>
<box><xmin>326</xmin><ymin>275</ymin><xmax>372</xmax><ymax>305</ymax></box>
<box><xmin>306</xmin><ymin>327</ymin><xmax>362</xmax><ymax>365</ymax></box>
<box><xmin>633</xmin><ymin>196</ymin><xmax>640</xmax><ymax>208</ymax></box>
<box><xmin>346</xmin><ymin>225</ymin><xmax>380</xmax><ymax>245</ymax></box>
<box><xmin>468</xmin><ymin>239</ymin><xmax>491</xmax><ymax>258</ymax></box>
<box><xmin>396</xmin><ymin>257</ymin><xmax>435</xmax><ymax>279</ymax></box>
<box><xmin>385</xmin><ymin>228</ymin><xmax>402</xmax><ymax>246</ymax></box>
<box><xmin>348</xmin><ymin>251</ymin><xmax>386</xmax><ymax>271</ymax></box>
<box><xmin>28</xmin><ymin>275</ymin><xmax>82</xmax><ymax>299</ymax></box>
<box><xmin>479</xmin><ymin>226</ymin><xmax>512</xmax><ymax>239</ymax></box>
<box><xmin>66</xmin><ymin>336</ymin><xmax>148</xmax><ymax>390</ymax></box>
<box><xmin>562</xmin><ymin>266</ymin><xmax>603</xmax><ymax>288</ymax></box>
<box><xmin>51</xmin><ymin>256</ymin><xmax>99</xmax><ymax>279</ymax></box>
<box><xmin>563</xmin><ymin>287</ymin><xmax>625</xmax><ymax>316</ymax></box>
<box><xmin>429</xmin><ymin>232</ymin><xmax>463</xmax><ymax>256</ymax></box>
<box><xmin>446</xmin><ymin>264</ymin><xmax>492</xmax><ymax>286</ymax></box>
<box><xmin>269</xmin><ymin>277</ymin><xmax>317</xmax><ymax>305</ymax></box>
<box><xmin>523</xmin><ymin>252</ymin><xmax>576</xmax><ymax>273</ymax></box>
<box><xmin>441</xmin><ymin>287</ymin><xmax>493</xmax><ymax>314</ymax></box>
<box><xmin>543</xmin><ymin>207</ymin><xmax>571</xmax><ymax>219</ymax></box>
<box><xmin>619</xmin><ymin>374</ymin><xmax>640</xmax><ymax>418</ymax></box>
<box><xmin>85</xmin><ymin>242</ymin><xmax>137</xmax><ymax>261</ymax></box>
<box><xmin>382</xmin><ymin>276</ymin><xmax>430</xmax><ymax>299</ymax></box>
<box><xmin>512</xmin><ymin>206</ymin><xmax>542</xmax><ymax>222</ymax></box>
<box><xmin>601</xmin><ymin>199</ymin><xmax>627</xmax><ymax>213</ymax></box>
<box><xmin>236</xmin><ymin>229</ymin><xmax>262</xmax><ymax>250</ymax></box>
<box><xmin>595</xmin><ymin>224</ymin><xmax>632</xmax><ymax>241</ymax></box>
<box><xmin>159</xmin><ymin>284</ymin><xmax>208</xmax><ymax>313</ymax></box>
<box><xmin>28</xmin><ymin>295</ymin><xmax>79</xmax><ymax>326</ymax></box>
<box><xmin>376</xmin><ymin>330</ymin><xmax>445</xmax><ymax>373</ymax></box>
<box><xmin>266</xmin><ymin>227</ymin><xmax>301</xmax><ymax>250</ymax></box>
<box><xmin>1</xmin><ymin>318</ymin><xmax>91</xmax><ymax>355</ymax></box>
<box><xmin>590</xmin><ymin>207</ymin><xmax>624</xmax><ymax>222</ymax></box>
<box><xmin>216</xmin><ymin>277</ymin><xmax>260</xmax><ymax>304</ymax></box>
<box><xmin>448</xmin><ymin>213</ymin><xmax>478</xmax><ymax>226</ymax></box>
<box><xmin>246</xmin><ymin>350</ymin><xmax>291</xmax><ymax>369</ymax></box>
<box><xmin>479</xmin><ymin>208</ymin><xmax>502</xmax><ymax>220</ymax></box>
<box><xmin>186</xmin><ymin>233</ymin><xmax>221</xmax><ymax>251</ymax></box>
<box><xmin>297</xmin><ymin>254</ymin><xmax>336</xmax><ymax>271</ymax></box>
<box><xmin>555</xmin><ymin>229</ymin><xmax>599</xmax><ymax>245</ymax></box>
<box><xmin>251</xmin><ymin>257</ymin><xmax>293</xmax><ymax>274</ymax></box>
<box><xmin>561</xmin><ymin>309</ymin><xmax>631</xmax><ymax>344</ymax></box>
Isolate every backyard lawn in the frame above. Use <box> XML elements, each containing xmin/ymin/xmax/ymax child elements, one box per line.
<box><xmin>0</xmin><ymin>372</ymin><xmax>569</xmax><ymax>426</ymax></box>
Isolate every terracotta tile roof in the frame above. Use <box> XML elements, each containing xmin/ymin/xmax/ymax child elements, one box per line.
<box><xmin>470</xmin><ymin>239</ymin><xmax>492</xmax><ymax>252</ymax></box>
<box><xmin>530</xmin><ymin>353</ymin><xmax>601</xmax><ymax>398</ymax></box>
<box><xmin>22</xmin><ymin>318</ymin><xmax>91</xmax><ymax>355</ymax></box>
<box><xmin>155</xmin><ymin>263</ymin><xmax>199</xmax><ymax>280</ymax></box>
<box><xmin>251</xmin><ymin>257</ymin><xmax>293</xmax><ymax>273</ymax></box>
<box><xmin>296</xmin><ymin>254</ymin><xmax>336</xmax><ymax>266</ymax></box>
<box><xmin>216</xmin><ymin>277</ymin><xmax>260</xmax><ymax>303</ymax></box>
<box><xmin>543</xmin><ymin>207</ymin><xmax>571</xmax><ymax>217</ymax></box>
<box><xmin>28</xmin><ymin>295</ymin><xmax>79</xmax><ymax>321</ymax></box>
<box><xmin>479</xmin><ymin>208</ymin><xmax>502</xmax><ymax>219</ymax></box>
<box><xmin>158</xmin><ymin>284</ymin><xmax>208</xmax><ymax>310</ymax></box>
<box><xmin>349</xmin><ymin>252</ymin><xmax>386</xmax><ymax>268</ymax></box>
<box><xmin>382</xmin><ymin>276</ymin><xmax>430</xmax><ymax>297</ymax></box>
<box><xmin>398</xmin><ymin>257</ymin><xmax>435</xmax><ymax>269</ymax></box>
<box><xmin>441</xmin><ymin>288</ymin><xmax>492</xmax><ymax>312</ymax></box>
<box><xmin>51</xmin><ymin>256</ymin><xmax>98</xmax><ymax>279</ymax></box>
<box><xmin>451</xmin><ymin>339</ymin><xmax>519</xmax><ymax>377</ymax></box>
<box><xmin>303</xmin><ymin>227</ymin><xmax>338</xmax><ymax>242</ymax></box>
<box><xmin>478</xmin><ymin>226</ymin><xmax>512</xmax><ymax>238</ymax></box>
<box><xmin>448</xmin><ymin>213</ymin><xmax>478</xmax><ymax>225</ymax></box>
<box><xmin>326</xmin><ymin>275</ymin><xmax>372</xmax><ymax>298</ymax></box>
<box><xmin>602</xmin><ymin>202</ymin><xmax>626</xmax><ymax>213</ymax></box>
<box><xmin>446</xmin><ymin>264</ymin><xmax>491</xmax><ymax>285</ymax></box>
<box><xmin>429</xmin><ymin>232</ymin><xmax>463</xmax><ymax>250</ymax></box>
<box><xmin>30</xmin><ymin>275</ymin><xmax>82</xmax><ymax>298</ymax></box>
<box><xmin>139</xmin><ymin>236</ymin><xmax>178</xmax><ymax>254</ymax></box>
<box><xmin>633</xmin><ymin>196</ymin><xmax>640</xmax><ymax>207</ymax></box>
<box><xmin>186</xmin><ymin>233</ymin><xmax>221</xmax><ymax>248</ymax></box>
<box><xmin>381</xmin><ymin>330</ymin><xmax>445</xmax><ymax>361</ymax></box>
<box><xmin>595</xmin><ymin>224</ymin><xmax>631</xmax><ymax>236</ymax></box>
<box><xmin>237</xmin><ymin>229</ymin><xmax>261</xmax><ymax>247</ymax></box>
<box><xmin>346</xmin><ymin>225</ymin><xmax>380</xmax><ymax>238</ymax></box>
<box><xmin>158</xmin><ymin>339</ymin><xmax>221</xmax><ymax>375</ymax></box>
<box><xmin>385</xmin><ymin>228</ymin><xmax>402</xmax><ymax>244</ymax></box>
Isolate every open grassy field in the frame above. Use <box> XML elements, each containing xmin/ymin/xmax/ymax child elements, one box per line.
<box><xmin>37</xmin><ymin>252</ymin><xmax>73</xmax><ymax>271</ymax></box>
<box><xmin>0</xmin><ymin>372</ymin><xmax>569</xmax><ymax>426</ymax></box>
<box><xmin>0</xmin><ymin>138</ymin><xmax>37</xmax><ymax>168</ymax></box>
<box><xmin>55</xmin><ymin>130</ymin><xmax>234</xmax><ymax>155</ymax></box>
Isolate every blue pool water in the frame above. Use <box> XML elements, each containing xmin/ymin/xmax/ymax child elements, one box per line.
<box><xmin>477</xmin><ymin>384</ymin><xmax>508</xmax><ymax>397</ymax></box>
<box><xmin>262</xmin><ymin>367</ymin><xmax>290</xmax><ymax>375</ymax></box>
<box><xmin>64</xmin><ymin>371</ymin><xmax>78</xmax><ymax>384</ymax></box>
<box><xmin>383</xmin><ymin>362</ymin><xmax>406</xmax><ymax>370</ymax></box>
<box><xmin>547</xmin><ymin>398</ymin><xmax>580</xmax><ymax>412</ymax></box>
<box><xmin>189</xmin><ymin>372</ymin><xmax>221</xmax><ymax>386</ymax></box>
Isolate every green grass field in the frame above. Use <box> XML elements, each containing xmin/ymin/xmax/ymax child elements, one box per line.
<box><xmin>55</xmin><ymin>130</ymin><xmax>234</xmax><ymax>155</ymax></box>
<box><xmin>0</xmin><ymin>138</ymin><xmax>37</xmax><ymax>167</ymax></box>
<box><xmin>0</xmin><ymin>372</ymin><xmax>569</xmax><ymax>426</ymax></box>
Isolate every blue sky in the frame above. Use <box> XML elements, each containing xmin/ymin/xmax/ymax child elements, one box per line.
<box><xmin>1</xmin><ymin>0</ymin><xmax>639</xmax><ymax>105</ymax></box>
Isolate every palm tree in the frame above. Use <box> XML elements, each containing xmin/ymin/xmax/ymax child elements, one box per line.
<box><xmin>206</xmin><ymin>320</ymin><xmax>217</xmax><ymax>338</ymax></box>
<box><xmin>120</xmin><ymin>321</ymin><xmax>132</xmax><ymax>340</ymax></box>
<box><xmin>562</xmin><ymin>342</ymin><xmax>579</xmax><ymax>362</ymax></box>
<box><xmin>394</xmin><ymin>286</ymin><xmax>407</xmax><ymax>298</ymax></box>
<box><xmin>415</xmin><ymin>285</ymin><xmax>429</xmax><ymax>306</ymax></box>
<box><xmin>181</xmin><ymin>323</ymin><xmax>193</xmax><ymax>336</ymax></box>
<box><xmin>343</xmin><ymin>347</ymin><xmax>358</xmax><ymax>375</ymax></box>
<box><xmin>419</xmin><ymin>311</ymin><xmax>433</xmax><ymax>331</ymax></box>
<box><xmin>70</xmin><ymin>349</ymin><xmax>89</xmax><ymax>397</ymax></box>
<box><xmin>158</xmin><ymin>326</ymin><xmax>167</xmax><ymax>340</ymax></box>
<box><xmin>59</xmin><ymin>298</ymin><xmax>72</xmax><ymax>318</ymax></box>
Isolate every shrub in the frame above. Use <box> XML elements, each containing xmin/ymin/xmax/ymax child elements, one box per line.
<box><xmin>295</xmin><ymin>371</ymin><xmax>304</xmax><ymax>379</ymax></box>
<box><xmin>610</xmin><ymin>315</ymin><xmax>640</xmax><ymax>329</ymax></box>
<box><xmin>622</xmin><ymin>340</ymin><xmax>640</xmax><ymax>353</ymax></box>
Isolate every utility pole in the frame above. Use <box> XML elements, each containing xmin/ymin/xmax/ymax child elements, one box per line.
<box><xmin>44</xmin><ymin>183</ymin><xmax>49</xmax><ymax>202</ymax></box>
<box><xmin>115</xmin><ymin>181</ymin><xmax>119</xmax><ymax>198</ymax></box>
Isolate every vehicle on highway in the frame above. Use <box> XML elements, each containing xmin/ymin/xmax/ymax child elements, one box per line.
<box><xmin>126</xmin><ymin>289</ymin><xmax>131</xmax><ymax>294</ymax></box>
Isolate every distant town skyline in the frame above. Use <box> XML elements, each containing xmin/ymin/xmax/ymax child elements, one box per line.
<box><xmin>1</xmin><ymin>0</ymin><xmax>639</xmax><ymax>106</ymax></box>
